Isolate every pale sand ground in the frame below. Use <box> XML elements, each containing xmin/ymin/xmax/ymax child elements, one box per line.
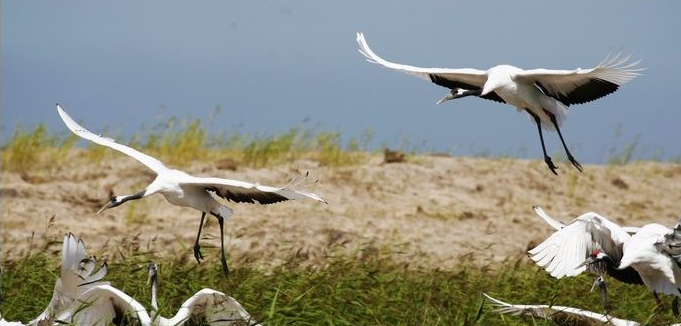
<box><xmin>2</xmin><ymin>152</ymin><xmax>681</xmax><ymax>270</ymax></box>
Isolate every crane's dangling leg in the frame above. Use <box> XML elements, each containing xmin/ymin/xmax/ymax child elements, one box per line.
<box><xmin>654</xmin><ymin>291</ymin><xmax>664</xmax><ymax>312</ymax></box>
<box><xmin>526</xmin><ymin>109</ymin><xmax>558</xmax><ymax>175</ymax></box>
<box><xmin>546</xmin><ymin>109</ymin><xmax>583</xmax><ymax>172</ymax></box>
<box><xmin>193</xmin><ymin>212</ymin><xmax>206</xmax><ymax>263</ymax></box>
<box><xmin>673</xmin><ymin>296</ymin><xmax>679</xmax><ymax>316</ymax></box>
<box><xmin>211</xmin><ymin>211</ymin><xmax>230</xmax><ymax>276</ymax></box>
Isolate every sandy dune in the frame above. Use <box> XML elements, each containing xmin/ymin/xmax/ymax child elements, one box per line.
<box><xmin>2</xmin><ymin>152</ymin><xmax>681</xmax><ymax>270</ymax></box>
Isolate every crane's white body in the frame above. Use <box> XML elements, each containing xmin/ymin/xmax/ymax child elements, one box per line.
<box><xmin>484</xmin><ymin>293</ymin><xmax>646</xmax><ymax>326</ymax></box>
<box><xmin>530</xmin><ymin>207</ymin><xmax>681</xmax><ymax>297</ymax></box>
<box><xmin>620</xmin><ymin>224</ymin><xmax>681</xmax><ymax>295</ymax></box>
<box><xmin>0</xmin><ymin>233</ymin><xmax>108</xmax><ymax>326</ymax></box>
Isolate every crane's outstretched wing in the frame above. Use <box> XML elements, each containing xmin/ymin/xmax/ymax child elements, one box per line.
<box><xmin>484</xmin><ymin>293</ymin><xmax>639</xmax><ymax>326</ymax></box>
<box><xmin>57</xmin><ymin>104</ymin><xmax>167</xmax><ymax>173</ymax></box>
<box><xmin>55</xmin><ymin>285</ymin><xmax>150</xmax><ymax>326</ymax></box>
<box><xmin>30</xmin><ymin>233</ymin><xmax>110</xmax><ymax>326</ymax></box>
<box><xmin>166</xmin><ymin>289</ymin><xmax>262</xmax><ymax>326</ymax></box>
<box><xmin>529</xmin><ymin>208</ymin><xmax>631</xmax><ymax>278</ymax></box>
<box><xmin>181</xmin><ymin>173</ymin><xmax>327</xmax><ymax>205</ymax></box>
<box><xmin>515</xmin><ymin>52</ymin><xmax>643</xmax><ymax>106</ymax></box>
<box><xmin>356</xmin><ymin>32</ymin><xmax>505</xmax><ymax>104</ymax></box>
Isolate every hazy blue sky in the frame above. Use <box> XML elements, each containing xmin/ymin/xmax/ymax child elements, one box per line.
<box><xmin>2</xmin><ymin>1</ymin><xmax>680</xmax><ymax>163</ymax></box>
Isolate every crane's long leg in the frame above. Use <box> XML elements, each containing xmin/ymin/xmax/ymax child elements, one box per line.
<box><xmin>673</xmin><ymin>296</ymin><xmax>679</xmax><ymax>316</ymax></box>
<box><xmin>654</xmin><ymin>291</ymin><xmax>664</xmax><ymax>311</ymax></box>
<box><xmin>193</xmin><ymin>212</ymin><xmax>206</xmax><ymax>263</ymax></box>
<box><xmin>546</xmin><ymin>110</ymin><xmax>583</xmax><ymax>172</ymax></box>
<box><xmin>526</xmin><ymin>109</ymin><xmax>558</xmax><ymax>175</ymax></box>
<box><xmin>211</xmin><ymin>211</ymin><xmax>230</xmax><ymax>276</ymax></box>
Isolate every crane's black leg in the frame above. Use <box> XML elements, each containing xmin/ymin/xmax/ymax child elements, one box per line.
<box><xmin>211</xmin><ymin>211</ymin><xmax>230</xmax><ymax>276</ymax></box>
<box><xmin>193</xmin><ymin>212</ymin><xmax>206</xmax><ymax>264</ymax></box>
<box><xmin>526</xmin><ymin>109</ymin><xmax>558</xmax><ymax>175</ymax></box>
<box><xmin>546</xmin><ymin>110</ymin><xmax>583</xmax><ymax>172</ymax></box>
<box><xmin>673</xmin><ymin>296</ymin><xmax>679</xmax><ymax>317</ymax></box>
<box><xmin>654</xmin><ymin>291</ymin><xmax>664</xmax><ymax>311</ymax></box>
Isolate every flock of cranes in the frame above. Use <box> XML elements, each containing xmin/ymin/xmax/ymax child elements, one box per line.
<box><xmin>4</xmin><ymin>32</ymin><xmax>677</xmax><ymax>325</ymax></box>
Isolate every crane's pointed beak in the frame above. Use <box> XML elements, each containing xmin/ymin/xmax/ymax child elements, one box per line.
<box><xmin>95</xmin><ymin>201</ymin><xmax>113</xmax><ymax>217</ymax></box>
<box><xmin>436</xmin><ymin>93</ymin><xmax>456</xmax><ymax>105</ymax></box>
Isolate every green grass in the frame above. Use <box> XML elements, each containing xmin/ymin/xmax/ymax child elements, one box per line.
<box><xmin>0</xmin><ymin>124</ymin><xmax>77</xmax><ymax>173</ymax></box>
<box><xmin>1</xmin><ymin>244</ymin><xmax>677</xmax><ymax>326</ymax></box>
<box><xmin>0</xmin><ymin>117</ymin><xmax>372</xmax><ymax>173</ymax></box>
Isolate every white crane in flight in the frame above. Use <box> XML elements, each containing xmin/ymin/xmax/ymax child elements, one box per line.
<box><xmin>356</xmin><ymin>32</ymin><xmax>642</xmax><ymax>174</ymax></box>
<box><xmin>57</xmin><ymin>104</ymin><xmax>326</xmax><ymax>275</ymax></box>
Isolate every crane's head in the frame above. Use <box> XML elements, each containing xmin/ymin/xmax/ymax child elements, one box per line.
<box><xmin>147</xmin><ymin>262</ymin><xmax>158</xmax><ymax>285</ymax></box>
<box><xmin>95</xmin><ymin>190</ymin><xmax>147</xmax><ymax>216</ymax></box>
<box><xmin>436</xmin><ymin>88</ymin><xmax>482</xmax><ymax>105</ymax></box>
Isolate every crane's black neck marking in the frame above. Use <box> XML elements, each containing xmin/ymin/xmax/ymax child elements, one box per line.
<box><xmin>120</xmin><ymin>190</ymin><xmax>146</xmax><ymax>204</ymax></box>
<box><xmin>608</xmin><ymin>266</ymin><xmax>644</xmax><ymax>285</ymax></box>
<box><xmin>599</xmin><ymin>254</ymin><xmax>644</xmax><ymax>285</ymax></box>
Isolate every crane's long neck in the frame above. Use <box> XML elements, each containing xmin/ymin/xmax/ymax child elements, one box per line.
<box><xmin>150</xmin><ymin>268</ymin><xmax>159</xmax><ymax>314</ymax></box>
<box><xmin>121</xmin><ymin>190</ymin><xmax>148</xmax><ymax>204</ymax></box>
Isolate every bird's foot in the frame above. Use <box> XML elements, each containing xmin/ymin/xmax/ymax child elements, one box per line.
<box><xmin>567</xmin><ymin>154</ymin><xmax>583</xmax><ymax>172</ymax></box>
<box><xmin>193</xmin><ymin>244</ymin><xmax>204</xmax><ymax>264</ymax></box>
<box><xmin>220</xmin><ymin>256</ymin><xmax>230</xmax><ymax>276</ymax></box>
<box><xmin>544</xmin><ymin>156</ymin><xmax>558</xmax><ymax>175</ymax></box>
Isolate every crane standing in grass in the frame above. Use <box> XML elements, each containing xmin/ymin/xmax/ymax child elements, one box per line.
<box><xmin>57</xmin><ymin>104</ymin><xmax>326</xmax><ymax>275</ymax></box>
<box><xmin>356</xmin><ymin>32</ymin><xmax>642</xmax><ymax>174</ymax></box>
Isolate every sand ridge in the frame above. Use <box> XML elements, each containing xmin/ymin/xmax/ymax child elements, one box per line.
<box><xmin>2</xmin><ymin>152</ymin><xmax>681</xmax><ymax>270</ymax></box>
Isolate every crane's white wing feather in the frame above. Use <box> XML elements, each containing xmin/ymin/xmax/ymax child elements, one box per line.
<box><xmin>30</xmin><ymin>233</ymin><xmax>110</xmax><ymax>325</ymax></box>
<box><xmin>528</xmin><ymin>210</ymin><xmax>630</xmax><ymax>278</ymax></box>
<box><xmin>166</xmin><ymin>289</ymin><xmax>262</xmax><ymax>326</ymax></box>
<box><xmin>484</xmin><ymin>293</ymin><xmax>639</xmax><ymax>326</ymax></box>
<box><xmin>55</xmin><ymin>285</ymin><xmax>150</xmax><ymax>326</ymax></box>
<box><xmin>57</xmin><ymin>104</ymin><xmax>167</xmax><ymax>173</ymax></box>
<box><xmin>356</xmin><ymin>32</ymin><xmax>488</xmax><ymax>90</ymax></box>
<box><xmin>532</xmin><ymin>206</ymin><xmax>565</xmax><ymax>230</ymax></box>
<box><xmin>515</xmin><ymin>51</ymin><xmax>643</xmax><ymax>106</ymax></box>
<box><xmin>181</xmin><ymin>174</ymin><xmax>327</xmax><ymax>205</ymax></box>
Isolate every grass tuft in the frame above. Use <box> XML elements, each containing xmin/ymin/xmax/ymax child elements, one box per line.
<box><xmin>1</xmin><ymin>241</ymin><xmax>677</xmax><ymax>326</ymax></box>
